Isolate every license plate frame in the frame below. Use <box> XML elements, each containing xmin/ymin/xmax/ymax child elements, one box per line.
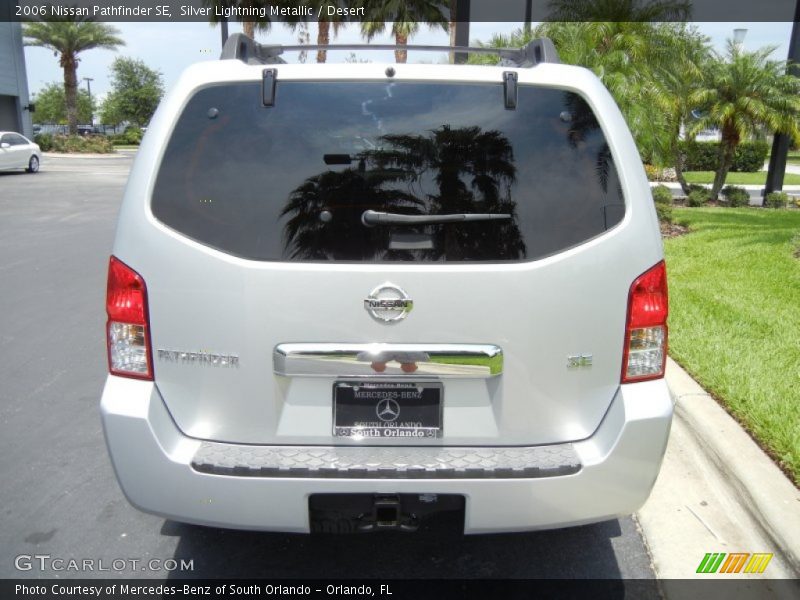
<box><xmin>333</xmin><ymin>381</ymin><xmax>443</xmax><ymax>439</ymax></box>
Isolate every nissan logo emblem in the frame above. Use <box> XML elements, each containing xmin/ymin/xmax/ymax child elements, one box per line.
<box><xmin>364</xmin><ymin>283</ymin><xmax>413</xmax><ymax>322</ymax></box>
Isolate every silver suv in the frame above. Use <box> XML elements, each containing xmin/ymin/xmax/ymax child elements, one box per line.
<box><xmin>102</xmin><ymin>35</ymin><xmax>672</xmax><ymax>534</ymax></box>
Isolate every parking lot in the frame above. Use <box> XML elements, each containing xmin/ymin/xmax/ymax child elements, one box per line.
<box><xmin>0</xmin><ymin>154</ymin><xmax>657</xmax><ymax>583</ymax></box>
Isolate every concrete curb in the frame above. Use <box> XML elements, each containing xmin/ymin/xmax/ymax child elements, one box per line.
<box><xmin>665</xmin><ymin>358</ymin><xmax>800</xmax><ymax>572</ymax></box>
<box><xmin>42</xmin><ymin>152</ymin><xmax>132</xmax><ymax>159</ymax></box>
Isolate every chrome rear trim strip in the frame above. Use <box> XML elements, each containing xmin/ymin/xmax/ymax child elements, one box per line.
<box><xmin>273</xmin><ymin>343</ymin><xmax>503</xmax><ymax>378</ymax></box>
<box><xmin>192</xmin><ymin>442</ymin><xmax>579</xmax><ymax>479</ymax></box>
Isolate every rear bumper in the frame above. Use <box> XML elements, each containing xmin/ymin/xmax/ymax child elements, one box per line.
<box><xmin>100</xmin><ymin>376</ymin><xmax>673</xmax><ymax>533</ymax></box>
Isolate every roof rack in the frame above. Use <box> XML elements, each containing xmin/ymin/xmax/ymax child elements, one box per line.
<box><xmin>220</xmin><ymin>33</ymin><xmax>559</xmax><ymax>68</ymax></box>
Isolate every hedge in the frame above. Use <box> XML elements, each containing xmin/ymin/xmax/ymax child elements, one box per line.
<box><xmin>33</xmin><ymin>133</ymin><xmax>53</xmax><ymax>151</ymax></box>
<box><xmin>34</xmin><ymin>134</ymin><xmax>114</xmax><ymax>154</ymax></box>
<box><xmin>109</xmin><ymin>126</ymin><xmax>143</xmax><ymax>146</ymax></box>
<box><xmin>679</xmin><ymin>141</ymin><xmax>769</xmax><ymax>173</ymax></box>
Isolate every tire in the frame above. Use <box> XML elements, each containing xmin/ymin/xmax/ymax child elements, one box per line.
<box><xmin>26</xmin><ymin>155</ymin><xmax>39</xmax><ymax>173</ymax></box>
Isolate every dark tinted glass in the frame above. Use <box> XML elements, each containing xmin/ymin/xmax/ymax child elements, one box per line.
<box><xmin>152</xmin><ymin>81</ymin><xmax>624</xmax><ymax>262</ymax></box>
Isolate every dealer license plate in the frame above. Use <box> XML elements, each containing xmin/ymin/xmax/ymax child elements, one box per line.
<box><xmin>333</xmin><ymin>381</ymin><xmax>443</xmax><ymax>438</ymax></box>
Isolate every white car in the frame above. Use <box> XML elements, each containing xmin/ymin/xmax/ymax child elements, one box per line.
<box><xmin>101</xmin><ymin>35</ymin><xmax>672</xmax><ymax>534</ymax></box>
<box><xmin>0</xmin><ymin>132</ymin><xmax>40</xmax><ymax>173</ymax></box>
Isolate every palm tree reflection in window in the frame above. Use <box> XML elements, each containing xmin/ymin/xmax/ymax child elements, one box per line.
<box><xmin>280</xmin><ymin>162</ymin><xmax>423</xmax><ymax>260</ymax></box>
<box><xmin>563</xmin><ymin>93</ymin><xmax>624</xmax><ymax>226</ymax></box>
<box><xmin>280</xmin><ymin>126</ymin><xmax>526</xmax><ymax>261</ymax></box>
<box><xmin>563</xmin><ymin>93</ymin><xmax>608</xmax><ymax>192</ymax></box>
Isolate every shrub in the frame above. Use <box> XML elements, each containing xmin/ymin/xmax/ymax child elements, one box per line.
<box><xmin>33</xmin><ymin>133</ymin><xmax>53</xmax><ymax>151</ymax></box>
<box><xmin>107</xmin><ymin>126</ymin><xmax>143</xmax><ymax>146</ymax></box>
<box><xmin>721</xmin><ymin>185</ymin><xmax>750</xmax><ymax>207</ymax></box>
<box><xmin>679</xmin><ymin>141</ymin><xmax>769</xmax><ymax>172</ymax></box>
<box><xmin>49</xmin><ymin>134</ymin><xmax>114</xmax><ymax>154</ymax></box>
<box><xmin>656</xmin><ymin>203</ymin><xmax>673</xmax><ymax>224</ymax></box>
<box><xmin>651</xmin><ymin>185</ymin><xmax>673</xmax><ymax>222</ymax></box>
<box><xmin>764</xmin><ymin>191</ymin><xmax>789</xmax><ymax>209</ymax></box>
<box><xmin>120</xmin><ymin>126</ymin><xmax>143</xmax><ymax>145</ymax></box>
<box><xmin>687</xmin><ymin>188</ymin><xmax>710</xmax><ymax>207</ymax></box>
<box><xmin>652</xmin><ymin>185</ymin><xmax>673</xmax><ymax>205</ymax></box>
<box><xmin>86</xmin><ymin>136</ymin><xmax>115</xmax><ymax>153</ymax></box>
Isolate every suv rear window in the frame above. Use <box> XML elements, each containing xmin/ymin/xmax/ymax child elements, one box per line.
<box><xmin>152</xmin><ymin>81</ymin><xmax>625</xmax><ymax>262</ymax></box>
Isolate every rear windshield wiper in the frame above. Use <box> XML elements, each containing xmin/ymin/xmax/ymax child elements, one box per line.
<box><xmin>361</xmin><ymin>210</ymin><xmax>511</xmax><ymax>227</ymax></box>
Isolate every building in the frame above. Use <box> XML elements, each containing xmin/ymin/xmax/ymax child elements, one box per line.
<box><xmin>0</xmin><ymin>17</ymin><xmax>33</xmax><ymax>139</ymax></box>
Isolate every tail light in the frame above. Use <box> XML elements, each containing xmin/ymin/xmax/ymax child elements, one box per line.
<box><xmin>106</xmin><ymin>256</ymin><xmax>153</xmax><ymax>380</ymax></box>
<box><xmin>621</xmin><ymin>260</ymin><xmax>668</xmax><ymax>383</ymax></box>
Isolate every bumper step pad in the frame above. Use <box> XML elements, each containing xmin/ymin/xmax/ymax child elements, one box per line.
<box><xmin>191</xmin><ymin>443</ymin><xmax>581</xmax><ymax>479</ymax></box>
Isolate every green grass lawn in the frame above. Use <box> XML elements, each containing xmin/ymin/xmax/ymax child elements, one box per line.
<box><xmin>684</xmin><ymin>171</ymin><xmax>800</xmax><ymax>185</ymax></box>
<box><xmin>664</xmin><ymin>208</ymin><xmax>800</xmax><ymax>484</ymax></box>
<box><xmin>434</xmin><ymin>354</ymin><xmax>504</xmax><ymax>375</ymax></box>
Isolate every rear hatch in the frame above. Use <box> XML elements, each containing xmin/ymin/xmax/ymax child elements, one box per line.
<box><xmin>134</xmin><ymin>66</ymin><xmax>646</xmax><ymax>446</ymax></box>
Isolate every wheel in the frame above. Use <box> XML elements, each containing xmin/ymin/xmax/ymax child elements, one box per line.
<box><xmin>26</xmin><ymin>155</ymin><xmax>39</xmax><ymax>173</ymax></box>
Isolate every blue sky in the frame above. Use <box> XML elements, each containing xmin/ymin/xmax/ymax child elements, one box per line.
<box><xmin>22</xmin><ymin>21</ymin><xmax>795</xmax><ymax>106</ymax></box>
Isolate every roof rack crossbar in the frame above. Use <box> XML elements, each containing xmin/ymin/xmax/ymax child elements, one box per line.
<box><xmin>220</xmin><ymin>34</ymin><xmax>559</xmax><ymax>67</ymax></box>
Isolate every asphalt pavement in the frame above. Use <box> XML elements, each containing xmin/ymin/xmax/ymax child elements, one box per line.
<box><xmin>0</xmin><ymin>154</ymin><xmax>657</xmax><ymax>583</ymax></box>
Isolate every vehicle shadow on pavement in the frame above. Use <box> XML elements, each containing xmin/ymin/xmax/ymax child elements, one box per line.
<box><xmin>163</xmin><ymin>518</ymin><xmax>634</xmax><ymax>579</ymax></box>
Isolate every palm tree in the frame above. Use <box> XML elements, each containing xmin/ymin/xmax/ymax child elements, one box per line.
<box><xmin>649</xmin><ymin>24</ymin><xmax>712</xmax><ymax>193</ymax></box>
<box><xmin>204</xmin><ymin>1</ymin><xmax>273</xmax><ymax>40</ymax></box>
<box><xmin>280</xmin><ymin>3</ymin><xmax>345</xmax><ymax>63</ymax></box>
<box><xmin>546</xmin><ymin>0</ymin><xmax>690</xmax><ymax>21</ymax></box>
<box><xmin>359</xmin><ymin>0</ymin><xmax>448</xmax><ymax>63</ymax></box>
<box><xmin>23</xmin><ymin>19</ymin><xmax>123</xmax><ymax>135</ymax></box>
<box><xmin>296</xmin><ymin>22</ymin><xmax>310</xmax><ymax>63</ymax></box>
<box><xmin>475</xmin><ymin>1</ymin><xmax>691</xmax><ymax>165</ymax></box>
<box><xmin>531</xmin><ymin>21</ymin><xmax>674</xmax><ymax>162</ymax></box>
<box><xmin>241</xmin><ymin>19</ymin><xmax>266</xmax><ymax>40</ymax></box>
<box><xmin>477</xmin><ymin>18</ymin><xmax>705</xmax><ymax>171</ymax></box>
<box><xmin>447</xmin><ymin>0</ymin><xmax>458</xmax><ymax>63</ymax></box>
<box><xmin>310</xmin><ymin>2</ymin><xmax>347</xmax><ymax>63</ymax></box>
<box><xmin>692</xmin><ymin>41</ymin><xmax>800</xmax><ymax>199</ymax></box>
